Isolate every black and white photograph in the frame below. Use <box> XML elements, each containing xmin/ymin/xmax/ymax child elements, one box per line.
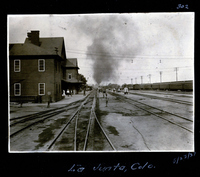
<box><xmin>8</xmin><ymin>13</ymin><xmax>194</xmax><ymax>152</ymax></box>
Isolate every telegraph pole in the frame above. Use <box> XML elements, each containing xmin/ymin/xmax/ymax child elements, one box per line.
<box><xmin>159</xmin><ymin>71</ymin><xmax>162</xmax><ymax>83</ymax></box>
<box><xmin>147</xmin><ymin>74</ymin><xmax>151</xmax><ymax>83</ymax></box>
<box><xmin>141</xmin><ymin>76</ymin><xmax>143</xmax><ymax>84</ymax></box>
<box><xmin>174</xmin><ymin>67</ymin><xmax>178</xmax><ymax>81</ymax></box>
<box><xmin>131</xmin><ymin>78</ymin><xmax>133</xmax><ymax>84</ymax></box>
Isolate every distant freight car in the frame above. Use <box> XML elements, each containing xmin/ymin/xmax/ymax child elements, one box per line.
<box><xmin>160</xmin><ymin>83</ymin><xmax>170</xmax><ymax>90</ymax></box>
<box><xmin>152</xmin><ymin>83</ymin><xmax>160</xmax><ymax>90</ymax></box>
<box><xmin>169</xmin><ymin>83</ymin><xmax>183</xmax><ymax>90</ymax></box>
<box><xmin>133</xmin><ymin>84</ymin><xmax>140</xmax><ymax>90</ymax></box>
<box><xmin>132</xmin><ymin>80</ymin><xmax>193</xmax><ymax>91</ymax></box>
<box><xmin>143</xmin><ymin>84</ymin><xmax>152</xmax><ymax>90</ymax></box>
<box><xmin>183</xmin><ymin>82</ymin><xmax>193</xmax><ymax>90</ymax></box>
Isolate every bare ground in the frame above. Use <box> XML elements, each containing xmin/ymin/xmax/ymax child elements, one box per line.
<box><xmin>97</xmin><ymin>91</ymin><xmax>194</xmax><ymax>151</ymax></box>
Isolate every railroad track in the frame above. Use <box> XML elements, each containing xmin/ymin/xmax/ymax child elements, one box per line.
<box><xmin>83</xmin><ymin>93</ymin><xmax>116</xmax><ymax>151</ymax></box>
<box><xmin>9</xmin><ymin>92</ymin><xmax>92</xmax><ymax>138</ymax></box>
<box><xmin>47</xmin><ymin>90</ymin><xmax>116</xmax><ymax>151</ymax></box>
<box><xmin>128</xmin><ymin>92</ymin><xmax>193</xmax><ymax>105</ymax></box>
<box><xmin>10</xmin><ymin>98</ymin><xmax>88</xmax><ymax>123</ymax></box>
<box><xmin>10</xmin><ymin>105</ymin><xmax>79</xmax><ymax>127</ymax></box>
<box><xmin>109</xmin><ymin>92</ymin><xmax>193</xmax><ymax>133</ymax></box>
<box><xmin>138</xmin><ymin>90</ymin><xmax>193</xmax><ymax>97</ymax></box>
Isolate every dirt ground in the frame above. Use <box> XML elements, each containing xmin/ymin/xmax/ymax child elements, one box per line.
<box><xmin>9</xmin><ymin>90</ymin><xmax>194</xmax><ymax>152</ymax></box>
<box><xmin>97</xmin><ymin>91</ymin><xmax>194</xmax><ymax>151</ymax></box>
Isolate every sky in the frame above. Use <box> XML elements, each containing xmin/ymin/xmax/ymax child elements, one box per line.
<box><xmin>8</xmin><ymin>13</ymin><xmax>194</xmax><ymax>85</ymax></box>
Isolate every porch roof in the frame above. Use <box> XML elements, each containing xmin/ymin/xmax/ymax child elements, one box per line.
<box><xmin>61</xmin><ymin>79</ymin><xmax>83</xmax><ymax>84</ymax></box>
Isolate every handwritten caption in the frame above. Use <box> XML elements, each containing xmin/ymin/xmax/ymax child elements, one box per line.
<box><xmin>177</xmin><ymin>4</ymin><xmax>189</xmax><ymax>9</ymax></box>
<box><xmin>67</xmin><ymin>152</ymin><xmax>197</xmax><ymax>173</ymax></box>
<box><xmin>173</xmin><ymin>152</ymin><xmax>196</xmax><ymax>164</ymax></box>
<box><xmin>68</xmin><ymin>162</ymin><xmax>156</xmax><ymax>173</ymax></box>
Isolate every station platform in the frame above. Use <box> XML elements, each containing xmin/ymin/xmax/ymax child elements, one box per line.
<box><xmin>9</xmin><ymin>92</ymin><xmax>90</xmax><ymax>119</ymax></box>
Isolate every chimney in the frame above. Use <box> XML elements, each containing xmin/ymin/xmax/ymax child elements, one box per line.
<box><xmin>27</xmin><ymin>30</ymin><xmax>40</xmax><ymax>46</ymax></box>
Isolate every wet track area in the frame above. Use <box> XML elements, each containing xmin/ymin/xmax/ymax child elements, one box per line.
<box><xmin>9</xmin><ymin>89</ymin><xmax>194</xmax><ymax>152</ymax></box>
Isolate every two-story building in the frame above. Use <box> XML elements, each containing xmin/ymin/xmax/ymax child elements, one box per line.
<box><xmin>61</xmin><ymin>58</ymin><xmax>83</xmax><ymax>95</ymax></box>
<box><xmin>9</xmin><ymin>30</ymin><xmax>83</xmax><ymax>103</ymax></box>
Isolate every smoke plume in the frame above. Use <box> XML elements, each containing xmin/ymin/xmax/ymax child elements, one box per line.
<box><xmin>87</xmin><ymin>38</ymin><xmax>118</xmax><ymax>84</ymax></box>
<box><xmin>82</xmin><ymin>15</ymin><xmax>140</xmax><ymax>84</ymax></box>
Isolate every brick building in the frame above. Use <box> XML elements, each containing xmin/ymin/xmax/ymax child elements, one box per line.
<box><xmin>9</xmin><ymin>30</ymin><xmax>82</xmax><ymax>103</ymax></box>
<box><xmin>62</xmin><ymin>58</ymin><xmax>83</xmax><ymax>95</ymax></box>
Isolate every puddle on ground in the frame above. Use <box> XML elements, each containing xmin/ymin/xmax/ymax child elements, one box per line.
<box><xmin>121</xmin><ymin>144</ymin><xmax>132</xmax><ymax>148</ymax></box>
<box><xmin>107</xmin><ymin>126</ymin><xmax>119</xmax><ymax>136</ymax></box>
<box><xmin>34</xmin><ymin>117</ymin><xmax>68</xmax><ymax>150</ymax></box>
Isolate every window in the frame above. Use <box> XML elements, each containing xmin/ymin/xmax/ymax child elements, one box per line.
<box><xmin>68</xmin><ymin>73</ymin><xmax>72</xmax><ymax>80</ymax></box>
<box><xmin>14</xmin><ymin>60</ymin><xmax>20</xmax><ymax>72</ymax></box>
<box><xmin>14</xmin><ymin>83</ymin><xmax>21</xmax><ymax>96</ymax></box>
<box><xmin>38</xmin><ymin>83</ymin><xmax>45</xmax><ymax>95</ymax></box>
<box><xmin>38</xmin><ymin>59</ymin><xmax>45</xmax><ymax>72</ymax></box>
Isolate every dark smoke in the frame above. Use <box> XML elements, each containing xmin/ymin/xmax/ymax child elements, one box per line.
<box><xmin>87</xmin><ymin>38</ymin><xmax>118</xmax><ymax>84</ymax></box>
<box><xmin>82</xmin><ymin>15</ymin><xmax>140</xmax><ymax>84</ymax></box>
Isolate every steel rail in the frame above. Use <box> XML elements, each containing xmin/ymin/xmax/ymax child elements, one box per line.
<box><xmin>10</xmin><ymin>102</ymin><xmax>75</xmax><ymax>121</ymax></box>
<box><xmin>10</xmin><ymin>91</ymin><xmax>93</xmax><ymax>121</ymax></box>
<box><xmin>128</xmin><ymin>92</ymin><xmax>193</xmax><ymax>105</ymax></box>
<box><xmin>10</xmin><ymin>110</ymin><xmax>65</xmax><ymax>138</ymax></box>
<box><xmin>94</xmin><ymin>91</ymin><xmax>116</xmax><ymax>150</ymax></box>
<box><xmin>47</xmin><ymin>109</ymin><xmax>80</xmax><ymax>150</ymax></box>
<box><xmin>92</xmin><ymin>109</ymin><xmax>117</xmax><ymax>151</ymax></box>
<box><xmin>74</xmin><ymin>114</ymin><xmax>78</xmax><ymax>151</ymax></box>
<box><xmin>83</xmin><ymin>94</ymin><xmax>96</xmax><ymax>151</ymax></box>
<box><xmin>10</xmin><ymin>91</ymin><xmax>93</xmax><ymax>140</ymax></box>
<box><xmin>47</xmin><ymin>91</ymin><xmax>93</xmax><ymax>151</ymax></box>
<box><xmin>133</xmin><ymin>103</ymin><xmax>193</xmax><ymax>133</ymax></box>
<box><xmin>134</xmin><ymin>99</ymin><xmax>192</xmax><ymax>122</ymax></box>
<box><xmin>83</xmin><ymin>91</ymin><xmax>116</xmax><ymax>151</ymax></box>
<box><xmin>10</xmin><ymin>105</ymin><xmax>79</xmax><ymax>127</ymax></box>
<box><xmin>111</xmin><ymin>92</ymin><xmax>192</xmax><ymax>122</ymax></box>
<box><xmin>83</xmin><ymin>109</ymin><xmax>93</xmax><ymax>151</ymax></box>
<box><xmin>137</xmin><ymin>90</ymin><xmax>193</xmax><ymax>97</ymax></box>
<box><xmin>113</xmin><ymin>93</ymin><xmax>193</xmax><ymax>133</ymax></box>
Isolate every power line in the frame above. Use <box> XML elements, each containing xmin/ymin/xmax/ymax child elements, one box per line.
<box><xmin>79</xmin><ymin>65</ymin><xmax>193</xmax><ymax>71</ymax></box>
<box><xmin>67</xmin><ymin>50</ymin><xmax>193</xmax><ymax>59</ymax></box>
<box><xmin>67</xmin><ymin>48</ymin><xmax>193</xmax><ymax>57</ymax></box>
<box><xmin>76</xmin><ymin>57</ymin><xmax>193</xmax><ymax>61</ymax></box>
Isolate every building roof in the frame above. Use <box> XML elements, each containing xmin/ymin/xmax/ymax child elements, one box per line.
<box><xmin>9</xmin><ymin>37</ymin><xmax>65</xmax><ymax>60</ymax></box>
<box><xmin>67</xmin><ymin>58</ymin><xmax>77</xmax><ymax>66</ymax></box>
<box><xmin>62</xmin><ymin>78</ymin><xmax>83</xmax><ymax>84</ymax></box>
<box><xmin>63</xmin><ymin>58</ymin><xmax>79</xmax><ymax>69</ymax></box>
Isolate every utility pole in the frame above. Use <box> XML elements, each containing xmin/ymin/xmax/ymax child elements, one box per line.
<box><xmin>174</xmin><ymin>67</ymin><xmax>178</xmax><ymax>81</ymax></box>
<box><xmin>147</xmin><ymin>74</ymin><xmax>151</xmax><ymax>83</ymax></box>
<box><xmin>141</xmin><ymin>76</ymin><xmax>143</xmax><ymax>84</ymax></box>
<box><xmin>131</xmin><ymin>78</ymin><xmax>133</xmax><ymax>84</ymax></box>
<box><xmin>135</xmin><ymin>77</ymin><xmax>137</xmax><ymax>84</ymax></box>
<box><xmin>159</xmin><ymin>71</ymin><xmax>162</xmax><ymax>83</ymax></box>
